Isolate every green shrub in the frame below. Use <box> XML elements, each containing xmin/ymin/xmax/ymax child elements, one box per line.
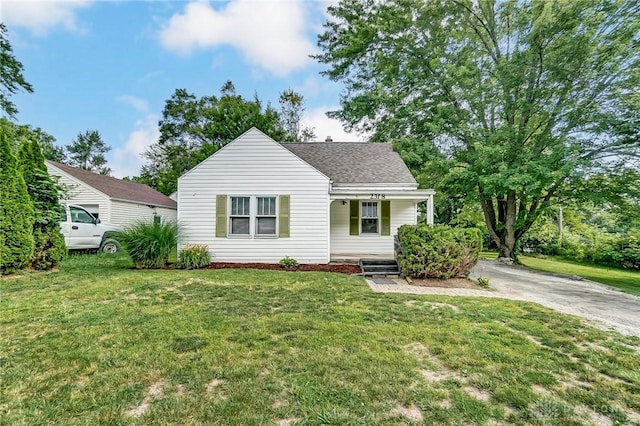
<box><xmin>178</xmin><ymin>244</ymin><xmax>211</xmax><ymax>269</ymax></box>
<box><xmin>279</xmin><ymin>256</ymin><xmax>299</xmax><ymax>269</ymax></box>
<box><xmin>597</xmin><ymin>234</ymin><xmax>640</xmax><ymax>270</ymax></box>
<box><xmin>520</xmin><ymin>215</ymin><xmax>560</xmax><ymax>255</ymax></box>
<box><xmin>396</xmin><ymin>224</ymin><xmax>482</xmax><ymax>279</ymax></box>
<box><xmin>116</xmin><ymin>221</ymin><xmax>179</xmax><ymax>269</ymax></box>
<box><xmin>477</xmin><ymin>276</ymin><xmax>490</xmax><ymax>288</ymax></box>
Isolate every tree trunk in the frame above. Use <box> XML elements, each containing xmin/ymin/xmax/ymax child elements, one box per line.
<box><xmin>497</xmin><ymin>243</ymin><xmax>517</xmax><ymax>262</ymax></box>
<box><xmin>480</xmin><ymin>192</ymin><xmax>519</xmax><ymax>263</ymax></box>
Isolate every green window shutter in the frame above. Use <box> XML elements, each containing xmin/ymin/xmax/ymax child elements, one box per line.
<box><xmin>381</xmin><ymin>200</ymin><xmax>391</xmax><ymax>236</ymax></box>
<box><xmin>279</xmin><ymin>195</ymin><xmax>290</xmax><ymax>238</ymax></box>
<box><xmin>216</xmin><ymin>195</ymin><xmax>227</xmax><ymax>238</ymax></box>
<box><xmin>349</xmin><ymin>200</ymin><xmax>359</xmax><ymax>236</ymax></box>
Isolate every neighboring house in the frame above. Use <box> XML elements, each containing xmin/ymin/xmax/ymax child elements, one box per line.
<box><xmin>178</xmin><ymin>127</ymin><xmax>434</xmax><ymax>264</ymax></box>
<box><xmin>46</xmin><ymin>161</ymin><xmax>177</xmax><ymax>227</ymax></box>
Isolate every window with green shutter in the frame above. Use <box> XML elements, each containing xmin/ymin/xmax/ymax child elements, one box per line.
<box><xmin>217</xmin><ymin>195</ymin><xmax>289</xmax><ymax>238</ymax></box>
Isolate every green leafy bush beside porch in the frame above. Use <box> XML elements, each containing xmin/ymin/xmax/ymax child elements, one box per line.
<box><xmin>397</xmin><ymin>224</ymin><xmax>482</xmax><ymax>279</ymax></box>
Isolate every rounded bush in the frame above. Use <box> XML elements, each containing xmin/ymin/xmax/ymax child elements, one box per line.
<box><xmin>396</xmin><ymin>224</ymin><xmax>482</xmax><ymax>279</ymax></box>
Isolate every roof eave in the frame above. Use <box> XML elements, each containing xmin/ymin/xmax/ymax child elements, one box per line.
<box><xmin>110</xmin><ymin>197</ymin><xmax>177</xmax><ymax>209</ymax></box>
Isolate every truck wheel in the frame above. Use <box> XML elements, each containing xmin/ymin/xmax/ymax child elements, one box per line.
<box><xmin>100</xmin><ymin>238</ymin><xmax>121</xmax><ymax>253</ymax></box>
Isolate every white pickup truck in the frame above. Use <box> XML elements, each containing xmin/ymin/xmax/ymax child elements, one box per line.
<box><xmin>60</xmin><ymin>204</ymin><xmax>123</xmax><ymax>252</ymax></box>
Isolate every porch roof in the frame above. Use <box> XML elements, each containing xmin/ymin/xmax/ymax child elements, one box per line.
<box><xmin>330</xmin><ymin>189</ymin><xmax>434</xmax><ymax>201</ymax></box>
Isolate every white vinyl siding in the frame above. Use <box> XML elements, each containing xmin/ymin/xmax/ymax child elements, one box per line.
<box><xmin>178</xmin><ymin>129</ymin><xmax>330</xmax><ymax>264</ymax></box>
<box><xmin>330</xmin><ymin>199</ymin><xmax>417</xmax><ymax>256</ymax></box>
<box><xmin>111</xmin><ymin>201</ymin><xmax>177</xmax><ymax>228</ymax></box>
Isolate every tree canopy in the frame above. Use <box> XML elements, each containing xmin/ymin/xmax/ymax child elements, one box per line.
<box><xmin>0</xmin><ymin>118</ymin><xmax>66</xmax><ymax>162</ymax></box>
<box><xmin>0</xmin><ymin>23</ymin><xmax>33</xmax><ymax>118</ymax></box>
<box><xmin>279</xmin><ymin>89</ymin><xmax>316</xmax><ymax>142</ymax></box>
<box><xmin>316</xmin><ymin>0</ymin><xmax>640</xmax><ymax>260</ymax></box>
<box><xmin>138</xmin><ymin>82</ymin><xmax>288</xmax><ymax>195</ymax></box>
<box><xmin>67</xmin><ymin>130</ymin><xmax>111</xmax><ymax>175</ymax></box>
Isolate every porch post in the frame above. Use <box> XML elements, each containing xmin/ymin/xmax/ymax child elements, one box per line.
<box><xmin>427</xmin><ymin>194</ymin><xmax>434</xmax><ymax>225</ymax></box>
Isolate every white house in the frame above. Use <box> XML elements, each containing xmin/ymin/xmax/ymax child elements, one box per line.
<box><xmin>178</xmin><ymin>128</ymin><xmax>434</xmax><ymax>264</ymax></box>
<box><xmin>46</xmin><ymin>161</ymin><xmax>177</xmax><ymax>227</ymax></box>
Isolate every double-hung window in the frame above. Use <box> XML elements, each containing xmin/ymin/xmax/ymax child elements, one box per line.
<box><xmin>228</xmin><ymin>196</ymin><xmax>278</xmax><ymax>236</ymax></box>
<box><xmin>256</xmin><ymin>196</ymin><xmax>277</xmax><ymax>236</ymax></box>
<box><xmin>361</xmin><ymin>201</ymin><xmax>379</xmax><ymax>234</ymax></box>
<box><xmin>230</xmin><ymin>196</ymin><xmax>251</xmax><ymax>235</ymax></box>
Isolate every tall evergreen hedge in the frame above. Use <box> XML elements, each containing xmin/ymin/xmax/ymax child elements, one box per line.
<box><xmin>0</xmin><ymin>131</ymin><xmax>34</xmax><ymax>274</ymax></box>
<box><xmin>18</xmin><ymin>139</ymin><xmax>66</xmax><ymax>270</ymax></box>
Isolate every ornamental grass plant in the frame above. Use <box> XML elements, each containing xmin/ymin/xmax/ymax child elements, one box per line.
<box><xmin>116</xmin><ymin>220</ymin><xmax>179</xmax><ymax>269</ymax></box>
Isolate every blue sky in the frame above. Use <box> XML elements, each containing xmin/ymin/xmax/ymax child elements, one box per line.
<box><xmin>3</xmin><ymin>0</ymin><xmax>360</xmax><ymax>178</ymax></box>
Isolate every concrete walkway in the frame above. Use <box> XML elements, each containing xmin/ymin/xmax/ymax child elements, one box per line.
<box><xmin>366</xmin><ymin>260</ymin><xmax>640</xmax><ymax>337</ymax></box>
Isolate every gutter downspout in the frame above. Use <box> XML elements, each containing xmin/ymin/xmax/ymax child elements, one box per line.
<box><xmin>327</xmin><ymin>180</ymin><xmax>333</xmax><ymax>264</ymax></box>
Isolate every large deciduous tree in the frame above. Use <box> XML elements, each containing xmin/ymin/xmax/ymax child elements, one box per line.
<box><xmin>138</xmin><ymin>81</ymin><xmax>286</xmax><ymax>195</ymax></box>
<box><xmin>0</xmin><ymin>23</ymin><xmax>33</xmax><ymax>118</ymax></box>
<box><xmin>316</xmin><ymin>0</ymin><xmax>640</xmax><ymax>261</ymax></box>
<box><xmin>67</xmin><ymin>130</ymin><xmax>111</xmax><ymax>175</ymax></box>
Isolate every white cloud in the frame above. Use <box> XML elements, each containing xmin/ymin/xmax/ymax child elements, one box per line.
<box><xmin>303</xmin><ymin>106</ymin><xmax>362</xmax><ymax>142</ymax></box>
<box><xmin>110</xmin><ymin>114</ymin><xmax>159</xmax><ymax>179</ymax></box>
<box><xmin>116</xmin><ymin>95</ymin><xmax>150</xmax><ymax>114</ymax></box>
<box><xmin>2</xmin><ymin>1</ymin><xmax>91</xmax><ymax>35</ymax></box>
<box><xmin>159</xmin><ymin>0</ymin><xmax>315</xmax><ymax>76</ymax></box>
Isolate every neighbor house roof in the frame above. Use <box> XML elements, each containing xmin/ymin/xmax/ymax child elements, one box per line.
<box><xmin>281</xmin><ymin>142</ymin><xmax>417</xmax><ymax>185</ymax></box>
<box><xmin>47</xmin><ymin>161</ymin><xmax>177</xmax><ymax>209</ymax></box>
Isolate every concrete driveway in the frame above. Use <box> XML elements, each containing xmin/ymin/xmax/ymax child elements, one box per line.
<box><xmin>470</xmin><ymin>260</ymin><xmax>640</xmax><ymax>337</ymax></box>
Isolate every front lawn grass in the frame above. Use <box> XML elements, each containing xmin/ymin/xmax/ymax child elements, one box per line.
<box><xmin>480</xmin><ymin>251</ymin><xmax>640</xmax><ymax>296</ymax></box>
<box><xmin>2</xmin><ymin>254</ymin><xmax>639</xmax><ymax>425</ymax></box>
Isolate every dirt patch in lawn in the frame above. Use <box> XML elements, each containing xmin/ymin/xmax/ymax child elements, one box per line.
<box><xmin>206</xmin><ymin>262</ymin><xmax>362</xmax><ymax>275</ymax></box>
<box><xmin>124</xmin><ymin>381</ymin><xmax>165</xmax><ymax>418</ymax></box>
<box><xmin>408</xmin><ymin>277</ymin><xmax>485</xmax><ymax>289</ymax></box>
<box><xmin>389</xmin><ymin>404</ymin><xmax>423</xmax><ymax>422</ymax></box>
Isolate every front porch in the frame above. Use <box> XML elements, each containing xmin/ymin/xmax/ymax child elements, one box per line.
<box><xmin>330</xmin><ymin>253</ymin><xmax>394</xmax><ymax>264</ymax></box>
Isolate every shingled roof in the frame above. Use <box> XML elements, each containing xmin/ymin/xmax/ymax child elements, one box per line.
<box><xmin>281</xmin><ymin>142</ymin><xmax>417</xmax><ymax>185</ymax></box>
<box><xmin>47</xmin><ymin>161</ymin><xmax>177</xmax><ymax>209</ymax></box>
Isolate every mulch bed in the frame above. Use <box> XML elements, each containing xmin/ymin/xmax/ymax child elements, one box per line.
<box><xmin>206</xmin><ymin>262</ymin><xmax>363</xmax><ymax>275</ymax></box>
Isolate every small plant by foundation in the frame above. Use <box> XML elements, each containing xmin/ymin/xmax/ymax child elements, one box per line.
<box><xmin>178</xmin><ymin>244</ymin><xmax>211</xmax><ymax>269</ymax></box>
<box><xmin>279</xmin><ymin>256</ymin><xmax>299</xmax><ymax>269</ymax></box>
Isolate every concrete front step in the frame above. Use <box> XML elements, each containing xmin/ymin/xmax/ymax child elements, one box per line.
<box><xmin>360</xmin><ymin>258</ymin><xmax>400</xmax><ymax>276</ymax></box>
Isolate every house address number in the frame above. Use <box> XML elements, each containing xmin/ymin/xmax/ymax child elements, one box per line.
<box><xmin>370</xmin><ymin>194</ymin><xmax>386</xmax><ymax>199</ymax></box>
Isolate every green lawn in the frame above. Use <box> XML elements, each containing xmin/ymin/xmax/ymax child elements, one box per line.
<box><xmin>2</xmin><ymin>255</ymin><xmax>639</xmax><ymax>425</ymax></box>
<box><xmin>480</xmin><ymin>251</ymin><xmax>640</xmax><ymax>297</ymax></box>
